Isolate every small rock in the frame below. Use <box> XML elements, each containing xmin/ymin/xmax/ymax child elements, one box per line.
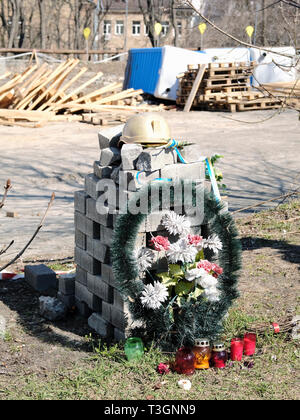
<box><xmin>39</xmin><ymin>296</ymin><xmax>67</xmax><ymax>321</ymax></box>
<box><xmin>0</xmin><ymin>315</ymin><xmax>6</xmax><ymax>339</ymax></box>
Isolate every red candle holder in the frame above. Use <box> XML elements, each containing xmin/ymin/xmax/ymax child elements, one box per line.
<box><xmin>174</xmin><ymin>347</ymin><xmax>195</xmax><ymax>375</ymax></box>
<box><xmin>211</xmin><ymin>343</ymin><xmax>227</xmax><ymax>368</ymax></box>
<box><xmin>230</xmin><ymin>338</ymin><xmax>244</xmax><ymax>361</ymax></box>
<box><xmin>243</xmin><ymin>333</ymin><xmax>256</xmax><ymax>356</ymax></box>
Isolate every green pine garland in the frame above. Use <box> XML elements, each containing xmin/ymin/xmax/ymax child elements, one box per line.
<box><xmin>111</xmin><ymin>180</ymin><xmax>242</xmax><ymax>351</ymax></box>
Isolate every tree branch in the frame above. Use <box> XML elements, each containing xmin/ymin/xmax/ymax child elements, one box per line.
<box><xmin>0</xmin><ymin>192</ymin><xmax>55</xmax><ymax>272</ymax></box>
<box><xmin>0</xmin><ymin>179</ymin><xmax>12</xmax><ymax>210</ymax></box>
<box><xmin>180</xmin><ymin>0</ymin><xmax>296</xmax><ymax>58</ymax></box>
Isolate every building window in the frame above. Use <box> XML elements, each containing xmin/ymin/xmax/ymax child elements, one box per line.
<box><xmin>177</xmin><ymin>21</ymin><xmax>182</xmax><ymax>36</ymax></box>
<box><xmin>103</xmin><ymin>20</ymin><xmax>111</xmax><ymax>35</ymax></box>
<box><xmin>161</xmin><ymin>21</ymin><xmax>169</xmax><ymax>36</ymax></box>
<box><xmin>132</xmin><ymin>21</ymin><xmax>141</xmax><ymax>35</ymax></box>
<box><xmin>115</xmin><ymin>20</ymin><xmax>124</xmax><ymax>35</ymax></box>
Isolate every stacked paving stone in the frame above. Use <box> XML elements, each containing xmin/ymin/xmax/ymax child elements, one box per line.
<box><xmin>74</xmin><ymin>124</ymin><xmax>207</xmax><ymax>341</ymax></box>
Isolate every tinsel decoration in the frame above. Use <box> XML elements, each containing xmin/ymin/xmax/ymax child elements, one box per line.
<box><xmin>111</xmin><ymin>180</ymin><xmax>242</xmax><ymax>351</ymax></box>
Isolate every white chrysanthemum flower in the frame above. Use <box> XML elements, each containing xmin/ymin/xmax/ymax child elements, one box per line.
<box><xmin>140</xmin><ymin>281</ymin><xmax>169</xmax><ymax>310</ymax></box>
<box><xmin>166</xmin><ymin>238</ymin><xmax>198</xmax><ymax>264</ymax></box>
<box><xmin>197</xmin><ymin>273</ymin><xmax>218</xmax><ymax>289</ymax></box>
<box><xmin>203</xmin><ymin>234</ymin><xmax>223</xmax><ymax>254</ymax></box>
<box><xmin>178</xmin><ymin>379</ymin><xmax>192</xmax><ymax>391</ymax></box>
<box><xmin>161</xmin><ymin>211</ymin><xmax>191</xmax><ymax>236</ymax></box>
<box><xmin>135</xmin><ymin>247</ymin><xmax>154</xmax><ymax>274</ymax></box>
<box><xmin>203</xmin><ymin>286</ymin><xmax>221</xmax><ymax>302</ymax></box>
<box><xmin>185</xmin><ymin>267</ymin><xmax>207</xmax><ymax>282</ymax></box>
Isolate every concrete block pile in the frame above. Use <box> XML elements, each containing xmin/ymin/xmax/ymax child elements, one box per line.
<box><xmin>74</xmin><ymin>125</ymin><xmax>207</xmax><ymax>341</ymax></box>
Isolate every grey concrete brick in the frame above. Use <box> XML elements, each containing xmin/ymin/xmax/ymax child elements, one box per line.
<box><xmin>113</xmin><ymin>289</ymin><xmax>125</xmax><ymax>311</ymax></box>
<box><xmin>118</xmin><ymin>169</ymin><xmax>160</xmax><ymax>192</ymax></box>
<box><xmin>101</xmin><ymin>264</ymin><xmax>116</xmax><ymax>287</ymax></box>
<box><xmin>74</xmin><ymin>190</ymin><xmax>87</xmax><ymax>214</ymax></box>
<box><xmin>160</xmin><ymin>161</ymin><xmax>205</xmax><ymax>181</ymax></box>
<box><xmin>75</xmin><ymin>229</ymin><xmax>86</xmax><ymax>250</ymax></box>
<box><xmin>74</xmin><ymin>247</ymin><xmax>101</xmax><ymax>275</ymax></box>
<box><xmin>136</xmin><ymin>148</ymin><xmax>176</xmax><ymax>172</ymax></box>
<box><xmin>76</xmin><ymin>265</ymin><xmax>87</xmax><ymax>286</ymax></box>
<box><xmin>99</xmin><ymin>147</ymin><xmax>121</xmax><ymax>167</ymax></box>
<box><xmin>75</xmin><ymin>297</ymin><xmax>92</xmax><ymax>318</ymax></box>
<box><xmin>176</xmin><ymin>144</ymin><xmax>203</xmax><ymax>163</ymax></box>
<box><xmin>110</xmin><ymin>164</ymin><xmax>122</xmax><ymax>184</ymax></box>
<box><xmin>58</xmin><ymin>274</ymin><xmax>75</xmax><ymax>295</ymax></box>
<box><xmin>25</xmin><ymin>264</ymin><xmax>57</xmax><ymax>293</ymax></box>
<box><xmin>85</xmin><ymin>173</ymin><xmax>101</xmax><ymax>200</ymax></box>
<box><xmin>88</xmin><ymin>312</ymin><xmax>113</xmax><ymax>337</ymax></box>
<box><xmin>86</xmin><ymin>237</ymin><xmax>110</xmax><ymax>264</ymax></box>
<box><xmin>98</xmin><ymin>124</ymin><xmax>124</xmax><ymax>149</ymax></box>
<box><xmin>74</xmin><ymin>211</ymin><xmax>98</xmax><ymax>238</ymax></box>
<box><xmin>101</xmin><ymin>301</ymin><xmax>127</xmax><ymax>330</ymax></box>
<box><xmin>121</xmin><ymin>143</ymin><xmax>143</xmax><ymax>170</ymax></box>
<box><xmin>75</xmin><ymin>281</ymin><xmax>101</xmax><ymax>311</ymax></box>
<box><xmin>93</xmin><ymin>161</ymin><xmax>113</xmax><ymax>179</ymax></box>
<box><xmin>114</xmin><ymin>327</ymin><xmax>126</xmax><ymax>342</ymax></box>
<box><xmin>87</xmin><ymin>273</ymin><xmax>113</xmax><ymax>302</ymax></box>
<box><xmin>93</xmin><ymin>201</ymin><xmax>119</xmax><ymax>226</ymax></box>
<box><xmin>57</xmin><ymin>291</ymin><xmax>75</xmax><ymax>308</ymax></box>
<box><xmin>100</xmin><ymin>225</ymin><xmax>114</xmax><ymax>247</ymax></box>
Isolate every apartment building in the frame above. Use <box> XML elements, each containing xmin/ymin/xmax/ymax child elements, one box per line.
<box><xmin>99</xmin><ymin>0</ymin><xmax>192</xmax><ymax>52</ymax></box>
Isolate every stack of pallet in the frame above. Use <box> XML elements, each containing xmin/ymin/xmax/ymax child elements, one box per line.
<box><xmin>0</xmin><ymin>58</ymin><xmax>167</xmax><ymax>127</ymax></box>
<box><xmin>176</xmin><ymin>62</ymin><xmax>282</xmax><ymax>112</ymax></box>
<box><xmin>259</xmin><ymin>80</ymin><xmax>300</xmax><ymax>109</ymax></box>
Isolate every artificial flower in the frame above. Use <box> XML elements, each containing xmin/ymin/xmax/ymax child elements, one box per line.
<box><xmin>185</xmin><ymin>267</ymin><xmax>207</xmax><ymax>282</ymax></box>
<box><xmin>161</xmin><ymin>211</ymin><xmax>191</xmax><ymax>236</ymax></box>
<box><xmin>211</xmin><ymin>263</ymin><xmax>223</xmax><ymax>276</ymax></box>
<box><xmin>140</xmin><ymin>281</ymin><xmax>169</xmax><ymax>310</ymax></box>
<box><xmin>166</xmin><ymin>238</ymin><xmax>198</xmax><ymax>264</ymax></box>
<box><xmin>157</xmin><ymin>362</ymin><xmax>170</xmax><ymax>375</ymax></box>
<box><xmin>197</xmin><ymin>259</ymin><xmax>214</xmax><ymax>273</ymax></box>
<box><xmin>203</xmin><ymin>286</ymin><xmax>221</xmax><ymax>302</ymax></box>
<box><xmin>187</xmin><ymin>234</ymin><xmax>203</xmax><ymax>246</ymax></box>
<box><xmin>197</xmin><ymin>273</ymin><xmax>218</xmax><ymax>289</ymax></box>
<box><xmin>135</xmin><ymin>248</ymin><xmax>154</xmax><ymax>274</ymax></box>
<box><xmin>149</xmin><ymin>235</ymin><xmax>170</xmax><ymax>251</ymax></box>
<box><xmin>177</xmin><ymin>379</ymin><xmax>192</xmax><ymax>391</ymax></box>
<box><xmin>203</xmin><ymin>234</ymin><xmax>223</xmax><ymax>254</ymax></box>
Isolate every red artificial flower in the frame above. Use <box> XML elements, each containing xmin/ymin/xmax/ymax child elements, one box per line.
<box><xmin>187</xmin><ymin>234</ymin><xmax>203</xmax><ymax>246</ymax></box>
<box><xmin>157</xmin><ymin>362</ymin><xmax>170</xmax><ymax>375</ymax></box>
<box><xmin>149</xmin><ymin>236</ymin><xmax>170</xmax><ymax>251</ymax></box>
<box><xmin>197</xmin><ymin>260</ymin><xmax>213</xmax><ymax>273</ymax></box>
<box><xmin>211</xmin><ymin>263</ymin><xmax>223</xmax><ymax>276</ymax></box>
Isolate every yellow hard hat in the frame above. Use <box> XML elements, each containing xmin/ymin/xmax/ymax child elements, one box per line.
<box><xmin>120</xmin><ymin>113</ymin><xmax>171</xmax><ymax>145</ymax></box>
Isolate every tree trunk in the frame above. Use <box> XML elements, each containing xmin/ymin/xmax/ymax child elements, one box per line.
<box><xmin>38</xmin><ymin>0</ymin><xmax>47</xmax><ymax>49</ymax></box>
<box><xmin>7</xmin><ymin>0</ymin><xmax>21</xmax><ymax>49</ymax></box>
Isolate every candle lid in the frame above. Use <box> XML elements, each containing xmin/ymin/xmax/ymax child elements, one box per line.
<box><xmin>194</xmin><ymin>338</ymin><xmax>210</xmax><ymax>347</ymax></box>
<box><xmin>213</xmin><ymin>342</ymin><xmax>225</xmax><ymax>352</ymax></box>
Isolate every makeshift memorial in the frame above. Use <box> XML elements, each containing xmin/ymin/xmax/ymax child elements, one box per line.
<box><xmin>124</xmin><ymin>337</ymin><xmax>144</xmax><ymax>361</ymax></box>
<box><xmin>192</xmin><ymin>338</ymin><xmax>211</xmax><ymax>369</ymax></box>
<box><xmin>231</xmin><ymin>338</ymin><xmax>244</xmax><ymax>361</ymax></box>
<box><xmin>111</xmin><ymin>180</ymin><xmax>242</xmax><ymax>351</ymax></box>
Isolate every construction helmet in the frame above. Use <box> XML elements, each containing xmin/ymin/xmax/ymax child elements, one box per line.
<box><xmin>120</xmin><ymin>113</ymin><xmax>171</xmax><ymax>146</ymax></box>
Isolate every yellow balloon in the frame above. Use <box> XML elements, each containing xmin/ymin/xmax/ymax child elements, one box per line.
<box><xmin>198</xmin><ymin>23</ymin><xmax>207</xmax><ymax>35</ymax></box>
<box><xmin>83</xmin><ymin>27</ymin><xmax>91</xmax><ymax>40</ymax></box>
<box><xmin>154</xmin><ymin>22</ymin><xmax>162</xmax><ymax>36</ymax></box>
<box><xmin>245</xmin><ymin>25</ymin><xmax>254</xmax><ymax>38</ymax></box>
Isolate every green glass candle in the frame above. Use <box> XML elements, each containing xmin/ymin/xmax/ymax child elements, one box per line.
<box><xmin>124</xmin><ymin>337</ymin><xmax>144</xmax><ymax>361</ymax></box>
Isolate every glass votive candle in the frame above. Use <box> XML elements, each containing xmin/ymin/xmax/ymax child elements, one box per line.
<box><xmin>211</xmin><ymin>343</ymin><xmax>227</xmax><ymax>368</ymax></box>
<box><xmin>192</xmin><ymin>338</ymin><xmax>211</xmax><ymax>369</ymax></box>
<box><xmin>243</xmin><ymin>333</ymin><xmax>256</xmax><ymax>356</ymax></box>
<box><xmin>230</xmin><ymin>338</ymin><xmax>244</xmax><ymax>361</ymax></box>
<box><xmin>124</xmin><ymin>337</ymin><xmax>144</xmax><ymax>361</ymax></box>
<box><xmin>175</xmin><ymin>347</ymin><xmax>195</xmax><ymax>375</ymax></box>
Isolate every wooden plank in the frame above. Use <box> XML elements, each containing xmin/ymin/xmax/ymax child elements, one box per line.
<box><xmin>0</xmin><ymin>109</ymin><xmax>55</xmax><ymax>121</ymax></box>
<box><xmin>37</xmin><ymin>67</ymin><xmax>88</xmax><ymax>111</ymax></box>
<box><xmin>15</xmin><ymin>60</ymin><xmax>73</xmax><ymax>110</ymax></box>
<box><xmin>0</xmin><ymin>72</ymin><xmax>11</xmax><ymax>81</ymax></box>
<box><xmin>183</xmin><ymin>64</ymin><xmax>206</xmax><ymax>112</ymax></box>
<box><xmin>27</xmin><ymin>59</ymin><xmax>79</xmax><ymax>110</ymax></box>
<box><xmin>47</xmin><ymin>71</ymin><xmax>103</xmax><ymax>111</ymax></box>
